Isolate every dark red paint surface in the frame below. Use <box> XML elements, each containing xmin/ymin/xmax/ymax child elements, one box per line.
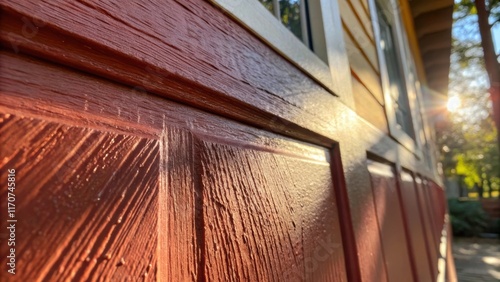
<box><xmin>367</xmin><ymin>160</ymin><xmax>414</xmax><ymax>282</ymax></box>
<box><xmin>399</xmin><ymin>171</ymin><xmax>434</xmax><ymax>282</ymax></box>
<box><xmin>0</xmin><ymin>0</ymin><xmax>451</xmax><ymax>280</ymax></box>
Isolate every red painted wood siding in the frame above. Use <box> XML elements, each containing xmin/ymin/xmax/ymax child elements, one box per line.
<box><xmin>367</xmin><ymin>160</ymin><xmax>414</xmax><ymax>282</ymax></box>
<box><xmin>199</xmin><ymin>140</ymin><xmax>347</xmax><ymax>281</ymax></box>
<box><xmin>415</xmin><ymin>177</ymin><xmax>439</xmax><ymax>279</ymax></box>
<box><xmin>399</xmin><ymin>171</ymin><xmax>434</xmax><ymax>282</ymax></box>
<box><xmin>0</xmin><ymin>0</ymin><xmax>452</xmax><ymax>280</ymax></box>
<box><xmin>0</xmin><ymin>114</ymin><xmax>159</xmax><ymax>281</ymax></box>
<box><xmin>0</xmin><ymin>52</ymin><xmax>349</xmax><ymax>281</ymax></box>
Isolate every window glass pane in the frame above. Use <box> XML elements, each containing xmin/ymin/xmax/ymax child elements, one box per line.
<box><xmin>258</xmin><ymin>0</ymin><xmax>274</xmax><ymax>15</ymax></box>
<box><xmin>280</xmin><ymin>0</ymin><xmax>303</xmax><ymax>42</ymax></box>
<box><xmin>377</xmin><ymin>7</ymin><xmax>415</xmax><ymax>138</ymax></box>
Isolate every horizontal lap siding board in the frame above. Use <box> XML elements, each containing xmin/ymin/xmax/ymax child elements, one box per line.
<box><xmin>0</xmin><ymin>0</ymin><xmax>447</xmax><ymax>281</ymax></box>
<box><xmin>367</xmin><ymin>160</ymin><xmax>414</xmax><ymax>282</ymax></box>
<box><xmin>339</xmin><ymin>0</ymin><xmax>378</xmax><ymax>70</ymax></box>
<box><xmin>0</xmin><ymin>0</ymin><xmax>341</xmax><ymax>147</ymax></box>
<box><xmin>399</xmin><ymin>171</ymin><xmax>434</xmax><ymax>282</ymax></box>
<box><xmin>0</xmin><ymin>51</ymin><xmax>349</xmax><ymax>281</ymax></box>
<box><xmin>352</xmin><ymin>77</ymin><xmax>389</xmax><ymax>133</ymax></box>
<box><xmin>357</xmin><ymin>0</ymin><xmax>371</xmax><ymax>15</ymax></box>
<box><xmin>343</xmin><ymin>33</ymin><xmax>383</xmax><ymax>103</ymax></box>
<box><xmin>349</xmin><ymin>0</ymin><xmax>372</xmax><ymax>28</ymax></box>
<box><xmin>340</xmin><ymin>0</ymin><xmax>388</xmax><ymax>132</ymax></box>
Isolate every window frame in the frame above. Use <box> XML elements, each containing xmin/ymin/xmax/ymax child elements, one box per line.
<box><xmin>208</xmin><ymin>0</ymin><xmax>352</xmax><ymax>100</ymax></box>
<box><xmin>260</xmin><ymin>0</ymin><xmax>312</xmax><ymax>48</ymax></box>
<box><xmin>368</xmin><ymin>0</ymin><xmax>423</xmax><ymax>157</ymax></box>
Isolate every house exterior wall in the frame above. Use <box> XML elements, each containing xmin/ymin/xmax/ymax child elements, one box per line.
<box><xmin>0</xmin><ymin>0</ymin><xmax>452</xmax><ymax>281</ymax></box>
<box><xmin>339</xmin><ymin>0</ymin><xmax>389</xmax><ymax>134</ymax></box>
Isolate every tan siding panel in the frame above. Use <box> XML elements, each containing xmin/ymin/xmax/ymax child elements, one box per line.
<box><xmin>342</xmin><ymin>24</ymin><xmax>379</xmax><ymax>74</ymax></box>
<box><xmin>340</xmin><ymin>0</ymin><xmax>375</xmax><ymax>41</ymax></box>
<box><xmin>344</xmin><ymin>32</ymin><xmax>384</xmax><ymax>103</ymax></box>
<box><xmin>358</xmin><ymin>0</ymin><xmax>370</xmax><ymax>14</ymax></box>
<box><xmin>339</xmin><ymin>0</ymin><xmax>379</xmax><ymax>72</ymax></box>
<box><xmin>352</xmin><ymin>77</ymin><xmax>389</xmax><ymax>133</ymax></box>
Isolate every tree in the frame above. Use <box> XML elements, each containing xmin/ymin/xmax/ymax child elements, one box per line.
<box><xmin>438</xmin><ymin>88</ymin><xmax>500</xmax><ymax>197</ymax></box>
<box><xmin>439</xmin><ymin>1</ymin><xmax>500</xmax><ymax>197</ymax></box>
<box><xmin>475</xmin><ymin>0</ymin><xmax>500</xmax><ymax>147</ymax></box>
<box><xmin>455</xmin><ymin>0</ymin><xmax>500</xmax><ymax>148</ymax></box>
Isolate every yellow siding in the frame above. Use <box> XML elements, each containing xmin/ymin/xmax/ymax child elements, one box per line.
<box><xmin>352</xmin><ymin>77</ymin><xmax>389</xmax><ymax>133</ymax></box>
<box><xmin>340</xmin><ymin>0</ymin><xmax>388</xmax><ymax>131</ymax></box>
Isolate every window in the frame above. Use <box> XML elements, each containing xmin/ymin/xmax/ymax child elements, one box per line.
<box><xmin>209</xmin><ymin>0</ymin><xmax>351</xmax><ymax>98</ymax></box>
<box><xmin>258</xmin><ymin>0</ymin><xmax>311</xmax><ymax>48</ymax></box>
<box><xmin>370</xmin><ymin>0</ymin><xmax>418</xmax><ymax>151</ymax></box>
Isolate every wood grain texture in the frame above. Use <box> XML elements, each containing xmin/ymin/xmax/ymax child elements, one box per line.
<box><xmin>0</xmin><ymin>8</ymin><xmax>450</xmax><ymax>276</ymax></box>
<box><xmin>0</xmin><ymin>2</ymin><xmax>444</xmax><ymax>185</ymax></box>
<box><xmin>0</xmin><ymin>1</ymin><xmax>342</xmax><ymax>147</ymax></box>
<box><xmin>0</xmin><ymin>51</ymin><xmax>328</xmax><ymax>162</ymax></box>
<box><xmin>338</xmin><ymin>148</ymin><xmax>389</xmax><ymax>282</ymax></box>
<box><xmin>399</xmin><ymin>171</ymin><xmax>434</xmax><ymax>282</ymax></box>
<box><xmin>367</xmin><ymin>160</ymin><xmax>414</xmax><ymax>282</ymax></box>
<box><xmin>0</xmin><ymin>113</ymin><xmax>159</xmax><ymax>281</ymax></box>
<box><xmin>329</xmin><ymin>145</ymin><xmax>362</xmax><ymax>282</ymax></box>
<box><xmin>198</xmin><ymin>139</ymin><xmax>347</xmax><ymax>282</ymax></box>
<box><xmin>0</xmin><ymin>51</ymin><xmax>351</xmax><ymax>281</ymax></box>
<box><xmin>158</xmin><ymin>128</ymin><xmax>199</xmax><ymax>281</ymax></box>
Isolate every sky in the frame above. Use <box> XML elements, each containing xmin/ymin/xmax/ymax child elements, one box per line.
<box><xmin>448</xmin><ymin>2</ymin><xmax>500</xmax><ymax>127</ymax></box>
<box><xmin>494</xmin><ymin>24</ymin><xmax>500</xmax><ymax>54</ymax></box>
<box><xmin>452</xmin><ymin>0</ymin><xmax>500</xmax><ymax>54</ymax></box>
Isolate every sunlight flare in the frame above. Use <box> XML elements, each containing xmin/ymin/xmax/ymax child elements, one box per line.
<box><xmin>447</xmin><ymin>96</ymin><xmax>461</xmax><ymax>112</ymax></box>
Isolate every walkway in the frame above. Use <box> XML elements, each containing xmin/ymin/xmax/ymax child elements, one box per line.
<box><xmin>452</xmin><ymin>237</ymin><xmax>500</xmax><ymax>282</ymax></box>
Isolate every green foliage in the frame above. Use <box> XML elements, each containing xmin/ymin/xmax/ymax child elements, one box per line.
<box><xmin>258</xmin><ymin>0</ymin><xmax>274</xmax><ymax>13</ymax></box>
<box><xmin>279</xmin><ymin>0</ymin><xmax>302</xmax><ymax>41</ymax></box>
<box><xmin>451</xmin><ymin>118</ymin><xmax>500</xmax><ymax>191</ymax></box>
<box><xmin>439</xmin><ymin>0</ymin><xmax>500</xmax><ymax>197</ymax></box>
<box><xmin>454</xmin><ymin>0</ymin><xmax>500</xmax><ymax>22</ymax></box>
<box><xmin>439</xmin><ymin>95</ymin><xmax>500</xmax><ymax>194</ymax></box>
<box><xmin>485</xmin><ymin>218</ymin><xmax>500</xmax><ymax>234</ymax></box>
<box><xmin>448</xmin><ymin>198</ymin><xmax>489</xmax><ymax>236</ymax></box>
<box><xmin>456</xmin><ymin>155</ymin><xmax>482</xmax><ymax>187</ymax></box>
